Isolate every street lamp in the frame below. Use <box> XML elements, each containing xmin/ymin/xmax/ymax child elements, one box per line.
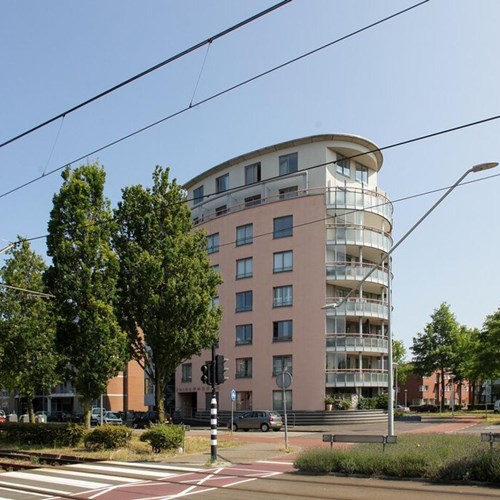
<box><xmin>323</xmin><ymin>162</ymin><xmax>498</xmax><ymax>436</ymax></box>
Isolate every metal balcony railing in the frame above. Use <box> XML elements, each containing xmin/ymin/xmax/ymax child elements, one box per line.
<box><xmin>324</xmin><ymin>297</ymin><xmax>389</xmax><ymax>320</ymax></box>
<box><xmin>326</xmin><ymin>225</ymin><xmax>392</xmax><ymax>253</ymax></box>
<box><xmin>326</xmin><ymin>335</ymin><xmax>388</xmax><ymax>352</ymax></box>
<box><xmin>326</xmin><ymin>369</ymin><xmax>389</xmax><ymax>387</ymax></box>
<box><xmin>326</xmin><ymin>262</ymin><xmax>389</xmax><ymax>287</ymax></box>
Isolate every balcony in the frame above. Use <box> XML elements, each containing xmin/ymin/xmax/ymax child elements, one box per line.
<box><xmin>326</xmin><ymin>369</ymin><xmax>388</xmax><ymax>387</ymax></box>
<box><xmin>325</xmin><ymin>297</ymin><xmax>389</xmax><ymax>320</ymax></box>
<box><xmin>326</xmin><ymin>334</ymin><xmax>388</xmax><ymax>353</ymax></box>
<box><xmin>326</xmin><ymin>262</ymin><xmax>389</xmax><ymax>288</ymax></box>
<box><xmin>326</xmin><ymin>187</ymin><xmax>393</xmax><ymax>223</ymax></box>
<box><xmin>326</xmin><ymin>225</ymin><xmax>392</xmax><ymax>253</ymax></box>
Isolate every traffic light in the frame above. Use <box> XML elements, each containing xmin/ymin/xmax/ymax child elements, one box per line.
<box><xmin>215</xmin><ymin>354</ymin><xmax>228</xmax><ymax>385</ymax></box>
<box><xmin>201</xmin><ymin>362</ymin><xmax>213</xmax><ymax>385</ymax></box>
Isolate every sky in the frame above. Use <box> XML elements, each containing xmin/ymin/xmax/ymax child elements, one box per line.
<box><xmin>1</xmin><ymin>0</ymin><xmax>500</xmax><ymax>356</ymax></box>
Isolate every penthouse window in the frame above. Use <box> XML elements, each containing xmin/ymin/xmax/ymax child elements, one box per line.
<box><xmin>355</xmin><ymin>163</ymin><xmax>368</xmax><ymax>184</ymax></box>
<box><xmin>279</xmin><ymin>153</ymin><xmax>298</xmax><ymax>176</ymax></box>
<box><xmin>336</xmin><ymin>153</ymin><xmax>350</xmax><ymax>177</ymax></box>
<box><xmin>273</xmin><ymin>215</ymin><xmax>293</xmax><ymax>239</ymax></box>
<box><xmin>216</xmin><ymin>173</ymin><xmax>229</xmax><ymax>193</ymax></box>
<box><xmin>245</xmin><ymin>162</ymin><xmax>261</xmax><ymax>185</ymax></box>
<box><xmin>193</xmin><ymin>185</ymin><xmax>204</xmax><ymax>205</ymax></box>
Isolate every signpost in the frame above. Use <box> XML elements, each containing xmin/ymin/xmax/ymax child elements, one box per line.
<box><xmin>230</xmin><ymin>389</ymin><xmax>236</xmax><ymax>434</ymax></box>
<box><xmin>276</xmin><ymin>371</ymin><xmax>292</xmax><ymax>450</ymax></box>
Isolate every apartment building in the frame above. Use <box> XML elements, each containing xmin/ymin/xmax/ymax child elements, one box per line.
<box><xmin>177</xmin><ymin>134</ymin><xmax>393</xmax><ymax>413</ymax></box>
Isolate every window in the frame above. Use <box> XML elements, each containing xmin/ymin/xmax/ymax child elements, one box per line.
<box><xmin>236</xmin><ymin>224</ymin><xmax>253</xmax><ymax>246</ymax></box>
<box><xmin>273</xmin><ymin>285</ymin><xmax>292</xmax><ymax>307</ymax></box>
<box><xmin>273</xmin><ymin>390</ymin><xmax>292</xmax><ymax>411</ymax></box>
<box><xmin>212</xmin><ymin>264</ymin><xmax>221</xmax><ymax>274</ymax></box>
<box><xmin>279</xmin><ymin>152</ymin><xmax>298</xmax><ymax>176</ymax></box>
<box><xmin>419</xmin><ymin>385</ymin><xmax>429</xmax><ymax>392</ymax></box>
<box><xmin>236</xmin><ymin>391</ymin><xmax>252</xmax><ymax>410</ymax></box>
<box><xmin>236</xmin><ymin>291</ymin><xmax>253</xmax><ymax>312</ymax></box>
<box><xmin>193</xmin><ymin>185</ymin><xmax>204</xmax><ymax>205</ymax></box>
<box><xmin>273</xmin><ymin>355</ymin><xmax>292</xmax><ymax>376</ymax></box>
<box><xmin>355</xmin><ymin>163</ymin><xmax>368</xmax><ymax>184</ymax></box>
<box><xmin>216</xmin><ymin>173</ymin><xmax>229</xmax><ymax>193</ymax></box>
<box><xmin>236</xmin><ymin>257</ymin><xmax>253</xmax><ymax>279</ymax></box>
<box><xmin>336</xmin><ymin>153</ymin><xmax>350</xmax><ymax>177</ymax></box>
<box><xmin>245</xmin><ymin>162</ymin><xmax>261</xmax><ymax>184</ymax></box>
<box><xmin>235</xmin><ymin>358</ymin><xmax>253</xmax><ymax>378</ymax></box>
<box><xmin>244</xmin><ymin>194</ymin><xmax>261</xmax><ymax>207</ymax></box>
<box><xmin>279</xmin><ymin>186</ymin><xmax>298</xmax><ymax>200</ymax></box>
<box><xmin>236</xmin><ymin>324</ymin><xmax>253</xmax><ymax>345</ymax></box>
<box><xmin>215</xmin><ymin>204</ymin><xmax>227</xmax><ymax>216</ymax></box>
<box><xmin>273</xmin><ymin>320</ymin><xmax>293</xmax><ymax>341</ymax></box>
<box><xmin>273</xmin><ymin>215</ymin><xmax>293</xmax><ymax>239</ymax></box>
<box><xmin>273</xmin><ymin>250</ymin><xmax>293</xmax><ymax>273</ymax></box>
<box><xmin>181</xmin><ymin>363</ymin><xmax>192</xmax><ymax>383</ymax></box>
<box><xmin>207</xmin><ymin>233</ymin><xmax>219</xmax><ymax>254</ymax></box>
<box><xmin>211</xmin><ymin>296</ymin><xmax>219</xmax><ymax>308</ymax></box>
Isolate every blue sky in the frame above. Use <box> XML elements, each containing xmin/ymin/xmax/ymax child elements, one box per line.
<box><xmin>1</xmin><ymin>0</ymin><xmax>499</xmax><ymax>355</ymax></box>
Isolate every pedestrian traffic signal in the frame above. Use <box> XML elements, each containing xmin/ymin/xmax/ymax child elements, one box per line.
<box><xmin>215</xmin><ymin>355</ymin><xmax>228</xmax><ymax>385</ymax></box>
<box><xmin>201</xmin><ymin>362</ymin><xmax>213</xmax><ymax>385</ymax></box>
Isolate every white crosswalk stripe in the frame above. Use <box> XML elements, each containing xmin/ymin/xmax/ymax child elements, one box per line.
<box><xmin>0</xmin><ymin>461</ymin><xmax>189</xmax><ymax>499</ymax></box>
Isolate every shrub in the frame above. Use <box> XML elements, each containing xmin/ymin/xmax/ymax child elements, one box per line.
<box><xmin>358</xmin><ymin>397</ymin><xmax>377</xmax><ymax>410</ymax></box>
<box><xmin>0</xmin><ymin>422</ymin><xmax>85</xmax><ymax>447</ymax></box>
<box><xmin>84</xmin><ymin>425</ymin><xmax>131</xmax><ymax>450</ymax></box>
<box><xmin>140</xmin><ymin>424</ymin><xmax>185</xmax><ymax>453</ymax></box>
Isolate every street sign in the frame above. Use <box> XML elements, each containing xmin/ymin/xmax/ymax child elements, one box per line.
<box><xmin>276</xmin><ymin>371</ymin><xmax>292</xmax><ymax>389</ymax></box>
<box><xmin>230</xmin><ymin>389</ymin><xmax>236</xmax><ymax>401</ymax></box>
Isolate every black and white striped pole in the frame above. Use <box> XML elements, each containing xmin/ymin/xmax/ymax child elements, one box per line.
<box><xmin>210</xmin><ymin>344</ymin><xmax>217</xmax><ymax>463</ymax></box>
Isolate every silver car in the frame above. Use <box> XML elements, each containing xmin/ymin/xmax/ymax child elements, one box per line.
<box><xmin>230</xmin><ymin>411</ymin><xmax>282</xmax><ymax>432</ymax></box>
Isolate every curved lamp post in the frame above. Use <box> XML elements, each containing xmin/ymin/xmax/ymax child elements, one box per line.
<box><xmin>324</xmin><ymin>162</ymin><xmax>498</xmax><ymax>436</ymax></box>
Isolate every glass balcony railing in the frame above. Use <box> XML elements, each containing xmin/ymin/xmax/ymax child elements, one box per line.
<box><xmin>324</xmin><ymin>298</ymin><xmax>389</xmax><ymax>320</ymax></box>
<box><xmin>326</xmin><ymin>262</ymin><xmax>389</xmax><ymax>287</ymax></box>
<box><xmin>326</xmin><ymin>225</ymin><xmax>392</xmax><ymax>253</ymax></box>
<box><xmin>326</xmin><ymin>187</ymin><xmax>393</xmax><ymax>222</ymax></box>
<box><xmin>325</xmin><ymin>370</ymin><xmax>389</xmax><ymax>387</ymax></box>
<box><xmin>326</xmin><ymin>335</ymin><xmax>388</xmax><ymax>352</ymax></box>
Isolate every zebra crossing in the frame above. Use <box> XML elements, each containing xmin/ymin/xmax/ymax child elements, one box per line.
<box><xmin>0</xmin><ymin>460</ymin><xmax>205</xmax><ymax>499</ymax></box>
<box><xmin>0</xmin><ymin>459</ymin><xmax>291</xmax><ymax>499</ymax></box>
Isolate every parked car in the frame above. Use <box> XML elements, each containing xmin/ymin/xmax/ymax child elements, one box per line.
<box><xmin>92</xmin><ymin>411</ymin><xmax>123</xmax><ymax>426</ymax></box>
<box><xmin>396</xmin><ymin>405</ymin><xmax>410</xmax><ymax>413</ymax></box>
<box><xmin>229</xmin><ymin>411</ymin><xmax>282</xmax><ymax>432</ymax></box>
<box><xmin>417</xmin><ymin>404</ymin><xmax>438</xmax><ymax>413</ymax></box>
<box><xmin>0</xmin><ymin>410</ymin><xmax>6</xmax><ymax>423</ymax></box>
<box><xmin>494</xmin><ymin>400</ymin><xmax>500</xmax><ymax>414</ymax></box>
<box><xmin>132</xmin><ymin>411</ymin><xmax>160</xmax><ymax>429</ymax></box>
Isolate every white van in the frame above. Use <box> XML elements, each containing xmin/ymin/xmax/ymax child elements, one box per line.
<box><xmin>494</xmin><ymin>400</ymin><xmax>500</xmax><ymax>414</ymax></box>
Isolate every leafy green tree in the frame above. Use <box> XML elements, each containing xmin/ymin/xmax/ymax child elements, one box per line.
<box><xmin>45</xmin><ymin>164</ymin><xmax>129</xmax><ymax>427</ymax></box>
<box><xmin>0</xmin><ymin>239</ymin><xmax>59</xmax><ymax>422</ymax></box>
<box><xmin>476</xmin><ymin>308</ymin><xmax>500</xmax><ymax>381</ymax></box>
<box><xmin>393</xmin><ymin>339</ymin><xmax>411</xmax><ymax>388</ymax></box>
<box><xmin>113</xmin><ymin>166</ymin><xmax>222</xmax><ymax>421</ymax></box>
<box><xmin>411</xmin><ymin>302</ymin><xmax>461</xmax><ymax>409</ymax></box>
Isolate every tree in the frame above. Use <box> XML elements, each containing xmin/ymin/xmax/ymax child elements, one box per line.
<box><xmin>411</xmin><ymin>302</ymin><xmax>460</xmax><ymax>409</ymax></box>
<box><xmin>393</xmin><ymin>339</ymin><xmax>411</xmax><ymax>387</ymax></box>
<box><xmin>113</xmin><ymin>166</ymin><xmax>222</xmax><ymax>421</ymax></box>
<box><xmin>475</xmin><ymin>308</ymin><xmax>500</xmax><ymax>381</ymax></box>
<box><xmin>45</xmin><ymin>164</ymin><xmax>129</xmax><ymax>427</ymax></box>
<box><xmin>0</xmin><ymin>239</ymin><xmax>59</xmax><ymax>422</ymax></box>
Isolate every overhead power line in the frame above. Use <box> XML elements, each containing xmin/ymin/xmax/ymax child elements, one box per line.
<box><xmin>0</xmin><ymin>0</ymin><xmax>292</xmax><ymax>150</ymax></box>
<box><xmin>0</xmin><ymin>0</ymin><xmax>429</xmax><ymax>201</ymax></box>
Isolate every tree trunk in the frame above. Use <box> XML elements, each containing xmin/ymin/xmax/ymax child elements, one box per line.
<box><xmin>83</xmin><ymin>399</ymin><xmax>91</xmax><ymax>429</ymax></box>
<box><xmin>155</xmin><ymin>375</ymin><xmax>166</xmax><ymax>422</ymax></box>
<box><xmin>27</xmin><ymin>397</ymin><xmax>35</xmax><ymax>423</ymax></box>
